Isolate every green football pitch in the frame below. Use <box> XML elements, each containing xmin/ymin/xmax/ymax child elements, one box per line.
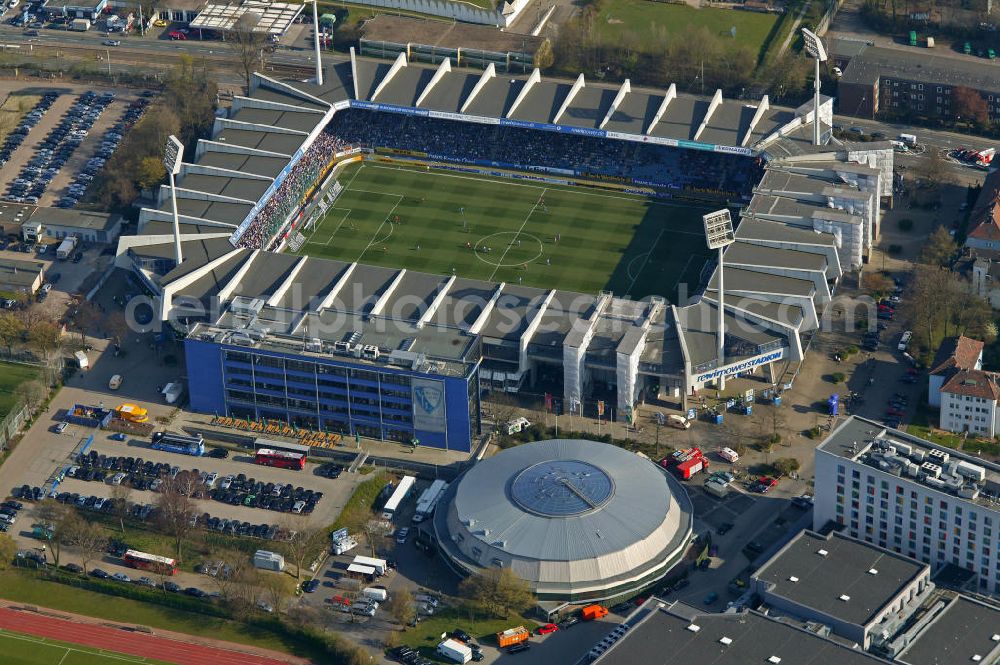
<box><xmin>0</xmin><ymin>629</ymin><xmax>173</xmax><ymax>665</ymax></box>
<box><xmin>295</xmin><ymin>163</ymin><xmax>716</xmax><ymax>300</ymax></box>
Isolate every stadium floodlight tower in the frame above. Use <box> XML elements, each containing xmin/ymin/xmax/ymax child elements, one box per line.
<box><xmin>801</xmin><ymin>27</ymin><xmax>827</xmax><ymax>146</ymax></box>
<box><xmin>703</xmin><ymin>209</ymin><xmax>735</xmax><ymax>390</ymax></box>
<box><xmin>163</xmin><ymin>135</ymin><xmax>184</xmax><ymax>266</ymax></box>
<box><xmin>311</xmin><ymin>0</ymin><xmax>323</xmax><ymax>86</ymax></box>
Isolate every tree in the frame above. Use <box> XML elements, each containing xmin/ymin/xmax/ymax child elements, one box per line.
<box><xmin>229</xmin><ymin>13</ymin><xmax>268</xmax><ymax>94</ymax></box>
<box><xmin>953</xmin><ymin>85</ymin><xmax>989</xmax><ymax>125</ymax></box>
<box><xmin>863</xmin><ymin>271</ymin><xmax>895</xmax><ymax>295</ymax></box>
<box><xmin>280</xmin><ymin>519</ymin><xmax>325</xmax><ymax>580</ymax></box>
<box><xmin>72</xmin><ymin>301</ymin><xmax>102</xmax><ymax>347</ymax></box>
<box><xmin>259</xmin><ymin>571</ymin><xmax>294</xmax><ymax>613</ymax></box>
<box><xmin>0</xmin><ymin>533</ymin><xmax>16</xmax><ymax>569</ymax></box>
<box><xmin>342</xmin><ymin>506</ymin><xmax>387</xmax><ymax>558</ymax></box>
<box><xmin>73</xmin><ymin>520</ymin><xmax>108</xmax><ymax>574</ymax></box>
<box><xmin>459</xmin><ymin>567</ymin><xmax>533</xmax><ymax>619</ymax></box>
<box><xmin>919</xmin><ymin>226</ymin><xmax>957</xmax><ymax>267</ymax></box>
<box><xmin>109</xmin><ymin>483</ymin><xmax>133</xmax><ymax>535</ymax></box>
<box><xmin>20</xmin><ymin>379</ymin><xmax>48</xmax><ymax>413</ymax></box>
<box><xmin>913</xmin><ymin>149</ymin><xmax>950</xmax><ymax>190</ymax></box>
<box><xmin>104</xmin><ymin>311</ymin><xmax>129</xmax><ymax>348</ymax></box>
<box><xmin>386</xmin><ymin>587</ymin><xmax>416</xmax><ymax>627</ymax></box>
<box><xmin>773</xmin><ymin>457</ymin><xmax>801</xmax><ymax>477</ymax></box>
<box><xmin>156</xmin><ymin>471</ymin><xmax>199</xmax><ymax>560</ymax></box>
<box><xmin>35</xmin><ymin>500</ymin><xmax>73</xmax><ymax>567</ymax></box>
<box><xmin>27</xmin><ymin>322</ymin><xmax>62</xmax><ymax>365</ymax></box>
<box><xmin>533</xmin><ymin>40</ymin><xmax>554</xmax><ymax>70</ymax></box>
<box><xmin>0</xmin><ymin>312</ymin><xmax>24</xmax><ymax>354</ymax></box>
<box><xmin>136</xmin><ymin>156</ymin><xmax>166</xmax><ymax>191</ymax></box>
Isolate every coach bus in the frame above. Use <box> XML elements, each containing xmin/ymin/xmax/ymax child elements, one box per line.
<box><xmin>254</xmin><ymin>438</ymin><xmax>310</xmax><ymax>458</ymax></box>
<box><xmin>381</xmin><ymin>475</ymin><xmax>416</xmax><ymax>521</ymax></box>
<box><xmin>123</xmin><ymin>549</ymin><xmax>178</xmax><ymax>576</ymax></box>
<box><xmin>150</xmin><ymin>431</ymin><xmax>204</xmax><ymax>457</ymax></box>
<box><xmin>255</xmin><ymin>448</ymin><xmax>306</xmax><ymax>470</ymax></box>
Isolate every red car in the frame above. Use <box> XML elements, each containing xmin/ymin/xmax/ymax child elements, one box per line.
<box><xmin>537</xmin><ymin>623</ymin><xmax>559</xmax><ymax>635</ymax></box>
<box><xmin>886</xmin><ymin>407</ymin><xmax>904</xmax><ymax>417</ymax></box>
<box><xmin>168</xmin><ymin>30</ymin><xmax>187</xmax><ymax>40</ymax></box>
<box><xmin>759</xmin><ymin>476</ymin><xmax>778</xmax><ymax>488</ymax></box>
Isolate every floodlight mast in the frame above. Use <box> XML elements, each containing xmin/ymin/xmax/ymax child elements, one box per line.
<box><xmin>704</xmin><ymin>210</ymin><xmax>736</xmax><ymax>390</ymax></box>
<box><xmin>801</xmin><ymin>28</ymin><xmax>827</xmax><ymax>146</ymax></box>
<box><xmin>312</xmin><ymin>0</ymin><xmax>323</xmax><ymax>86</ymax></box>
<box><xmin>163</xmin><ymin>135</ymin><xmax>185</xmax><ymax>267</ymax></box>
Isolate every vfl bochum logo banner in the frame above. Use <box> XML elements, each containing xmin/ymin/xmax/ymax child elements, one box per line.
<box><xmin>412</xmin><ymin>378</ymin><xmax>446</xmax><ymax>433</ymax></box>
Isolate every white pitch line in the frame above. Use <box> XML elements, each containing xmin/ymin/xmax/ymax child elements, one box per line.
<box><xmin>624</xmin><ymin>227</ymin><xmax>665</xmax><ymax>296</ymax></box>
<box><xmin>357</xmin><ymin>194</ymin><xmax>404</xmax><ymax>262</ymax></box>
<box><xmin>671</xmin><ymin>254</ymin><xmax>697</xmax><ymax>294</ymax></box>
<box><xmin>488</xmin><ymin>189</ymin><xmax>546</xmax><ymax>281</ymax></box>
<box><xmin>320</xmin><ymin>208</ymin><xmax>353</xmax><ymax>246</ymax></box>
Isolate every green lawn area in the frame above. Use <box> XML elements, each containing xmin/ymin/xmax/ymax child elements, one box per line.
<box><xmin>0</xmin><ymin>361</ymin><xmax>40</xmax><ymax>419</ymax></box>
<box><xmin>0</xmin><ymin>571</ymin><xmax>306</xmax><ymax>657</ymax></box>
<box><xmin>298</xmin><ymin>163</ymin><xmax>712</xmax><ymax>300</ymax></box>
<box><xmin>0</xmin><ymin>628</ymin><xmax>175</xmax><ymax>665</ymax></box>
<box><xmin>397</xmin><ymin>608</ymin><xmax>539</xmax><ymax>659</ymax></box>
<box><xmin>330</xmin><ymin>470</ymin><xmax>390</xmax><ymax>532</ymax></box>
<box><xmin>594</xmin><ymin>0</ymin><xmax>779</xmax><ymax>52</ymax></box>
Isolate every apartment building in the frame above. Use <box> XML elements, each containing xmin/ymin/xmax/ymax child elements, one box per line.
<box><xmin>815</xmin><ymin>416</ymin><xmax>1000</xmax><ymax>595</ymax></box>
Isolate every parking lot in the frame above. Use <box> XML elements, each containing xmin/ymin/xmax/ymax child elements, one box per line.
<box><xmin>0</xmin><ymin>81</ymin><xmax>149</xmax><ymax>208</ymax></box>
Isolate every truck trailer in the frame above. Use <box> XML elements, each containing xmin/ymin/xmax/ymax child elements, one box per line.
<box><xmin>56</xmin><ymin>235</ymin><xmax>78</xmax><ymax>259</ymax></box>
<box><xmin>436</xmin><ymin>638</ymin><xmax>472</xmax><ymax>663</ymax></box>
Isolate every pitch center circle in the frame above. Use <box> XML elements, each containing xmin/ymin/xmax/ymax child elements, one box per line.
<box><xmin>473</xmin><ymin>232</ymin><xmax>544</xmax><ymax>267</ymax></box>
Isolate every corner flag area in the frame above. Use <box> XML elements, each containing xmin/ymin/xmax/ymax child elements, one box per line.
<box><xmin>296</xmin><ymin>163</ymin><xmax>716</xmax><ymax>300</ymax></box>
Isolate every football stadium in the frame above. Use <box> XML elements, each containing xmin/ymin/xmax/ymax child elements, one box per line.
<box><xmin>117</xmin><ymin>50</ymin><xmax>892</xmax><ymax>452</ymax></box>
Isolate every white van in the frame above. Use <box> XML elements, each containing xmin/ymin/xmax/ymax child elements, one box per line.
<box><xmin>668</xmin><ymin>414</ymin><xmax>690</xmax><ymax>430</ymax></box>
<box><xmin>505</xmin><ymin>417</ymin><xmax>530</xmax><ymax>435</ymax></box>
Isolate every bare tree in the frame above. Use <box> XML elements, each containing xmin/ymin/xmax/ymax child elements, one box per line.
<box><xmin>259</xmin><ymin>570</ymin><xmax>293</xmax><ymax>613</ymax></box>
<box><xmin>156</xmin><ymin>471</ymin><xmax>199</xmax><ymax>560</ymax></box>
<box><xmin>73</xmin><ymin>520</ymin><xmax>108</xmax><ymax>574</ymax></box>
<box><xmin>280</xmin><ymin>518</ymin><xmax>326</xmax><ymax>580</ymax></box>
<box><xmin>0</xmin><ymin>312</ymin><xmax>24</xmax><ymax>354</ymax></box>
<box><xmin>72</xmin><ymin>302</ymin><xmax>102</xmax><ymax>348</ymax></box>
<box><xmin>386</xmin><ymin>587</ymin><xmax>416</xmax><ymax>627</ymax></box>
<box><xmin>35</xmin><ymin>500</ymin><xmax>74</xmax><ymax>567</ymax></box>
<box><xmin>20</xmin><ymin>379</ymin><xmax>49</xmax><ymax>413</ymax></box>
<box><xmin>229</xmin><ymin>13</ymin><xmax>268</xmax><ymax>94</ymax></box>
<box><xmin>109</xmin><ymin>484</ymin><xmax>133</xmax><ymax>536</ymax></box>
<box><xmin>27</xmin><ymin>321</ymin><xmax>62</xmax><ymax>365</ymax></box>
<box><xmin>342</xmin><ymin>506</ymin><xmax>387</xmax><ymax>558</ymax></box>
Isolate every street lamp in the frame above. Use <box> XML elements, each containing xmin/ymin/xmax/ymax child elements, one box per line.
<box><xmin>801</xmin><ymin>27</ymin><xmax>827</xmax><ymax>146</ymax></box>
<box><xmin>311</xmin><ymin>0</ymin><xmax>323</xmax><ymax>85</ymax></box>
<box><xmin>703</xmin><ymin>209</ymin><xmax>736</xmax><ymax>390</ymax></box>
<box><xmin>163</xmin><ymin>135</ymin><xmax>184</xmax><ymax>266</ymax></box>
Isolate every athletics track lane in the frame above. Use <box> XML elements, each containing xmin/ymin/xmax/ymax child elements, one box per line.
<box><xmin>0</xmin><ymin>606</ymin><xmax>298</xmax><ymax>665</ymax></box>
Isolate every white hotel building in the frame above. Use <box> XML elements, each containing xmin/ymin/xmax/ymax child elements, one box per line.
<box><xmin>815</xmin><ymin>416</ymin><xmax>1000</xmax><ymax>596</ymax></box>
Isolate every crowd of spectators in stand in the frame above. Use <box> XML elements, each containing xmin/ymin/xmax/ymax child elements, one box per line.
<box><xmin>236</xmin><ymin>132</ymin><xmax>350</xmax><ymax>249</ymax></box>
<box><xmin>324</xmin><ymin>110</ymin><xmax>763</xmax><ymax>198</ymax></box>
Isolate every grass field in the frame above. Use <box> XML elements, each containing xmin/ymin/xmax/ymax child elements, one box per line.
<box><xmin>594</xmin><ymin>0</ymin><xmax>779</xmax><ymax>52</ymax></box>
<box><xmin>0</xmin><ymin>362</ymin><xmax>41</xmax><ymax>419</ymax></box>
<box><xmin>0</xmin><ymin>628</ymin><xmax>174</xmax><ymax>665</ymax></box>
<box><xmin>297</xmin><ymin>163</ymin><xmax>713</xmax><ymax>300</ymax></box>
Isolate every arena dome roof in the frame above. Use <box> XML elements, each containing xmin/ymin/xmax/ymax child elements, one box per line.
<box><xmin>434</xmin><ymin>439</ymin><xmax>694</xmax><ymax>601</ymax></box>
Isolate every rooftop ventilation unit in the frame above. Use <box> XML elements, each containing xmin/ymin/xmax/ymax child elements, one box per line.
<box><xmin>921</xmin><ymin>462</ymin><xmax>942</xmax><ymax>479</ymax></box>
<box><xmin>868</xmin><ymin>569</ymin><xmax>878</xmax><ymax>575</ymax></box>
<box><xmin>839</xmin><ymin>594</ymin><xmax>851</xmax><ymax>602</ymax></box>
<box><xmin>992</xmin><ymin>635</ymin><xmax>1000</xmax><ymax>642</ymax></box>
<box><xmin>768</xmin><ymin>657</ymin><xmax>782</xmax><ymax>664</ymax></box>
<box><xmin>687</xmin><ymin>624</ymin><xmax>701</xmax><ymax>633</ymax></box>
<box><xmin>817</xmin><ymin>549</ymin><xmax>829</xmax><ymax>557</ymax></box>
<box><xmin>972</xmin><ymin>656</ymin><xmax>982</xmax><ymax>662</ymax></box>
<box><xmin>347</xmin><ymin>330</ymin><xmax>362</xmax><ymax>345</ymax></box>
<box><xmin>956</xmin><ymin>461</ymin><xmax>987</xmax><ymax>483</ymax></box>
<box><xmin>789</xmin><ymin>576</ymin><xmax>799</xmax><ymax>583</ymax></box>
<box><xmin>927</xmin><ymin>449</ymin><xmax>950</xmax><ymax>464</ymax></box>
<box><xmin>719</xmin><ymin>637</ymin><xmax>733</xmax><ymax>646</ymax></box>
<box><xmin>304</xmin><ymin>338</ymin><xmax>322</xmax><ymax>353</ymax></box>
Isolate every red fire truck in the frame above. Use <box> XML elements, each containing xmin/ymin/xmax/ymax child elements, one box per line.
<box><xmin>660</xmin><ymin>448</ymin><xmax>710</xmax><ymax>480</ymax></box>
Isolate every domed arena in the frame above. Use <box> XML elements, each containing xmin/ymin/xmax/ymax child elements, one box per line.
<box><xmin>433</xmin><ymin>439</ymin><xmax>694</xmax><ymax>602</ymax></box>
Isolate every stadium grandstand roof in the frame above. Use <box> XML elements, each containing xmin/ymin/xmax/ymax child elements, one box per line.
<box><xmin>117</xmin><ymin>53</ymin><xmax>892</xmax><ymax>403</ymax></box>
<box><xmin>189</xmin><ymin>0</ymin><xmax>304</xmax><ymax>35</ymax></box>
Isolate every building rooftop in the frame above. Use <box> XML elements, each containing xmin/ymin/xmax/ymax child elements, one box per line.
<box><xmin>754</xmin><ymin>531</ymin><xmax>928</xmax><ymax>627</ymax></box>
<box><xmin>595</xmin><ymin>602</ymin><xmax>892</xmax><ymax>665</ymax></box>
<box><xmin>930</xmin><ymin>335</ymin><xmax>984</xmax><ymax>376</ymax></box>
<box><xmin>939</xmin><ymin>368</ymin><xmax>1000</xmax><ymax>401</ymax></box>
<box><xmin>898</xmin><ymin>595</ymin><xmax>1000</xmax><ymax>665</ymax></box>
<box><xmin>841</xmin><ymin>45</ymin><xmax>1000</xmax><ymax>92</ymax></box>
<box><xmin>360</xmin><ymin>15</ymin><xmax>542</xmax><ymax>55</ymax></box>
<box><xmin>817</xmin><ymin>416</ymin><xmax>1000</xmax><ymax>508</ymax></box>
<box><xmin>0</xmin><ymin>257</ymin><xmax>44</xmax><ymax>289</ymax></box>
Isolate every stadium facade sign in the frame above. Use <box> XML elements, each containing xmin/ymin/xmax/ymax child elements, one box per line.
<box><xmin>428</xmin><ymin>110</ymin><xmax>499</xmax><ymax>125</ymax></box>
<box><xmin>693</xmin><ymin>349</ymin><xmax>784</xmax><ymax>384</ymax></box>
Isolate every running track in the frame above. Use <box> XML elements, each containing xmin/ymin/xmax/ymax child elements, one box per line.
<box><xmin>0</xmin><ymin>606</ymin><xmax>297</xmax><ymax>665</ymax></box>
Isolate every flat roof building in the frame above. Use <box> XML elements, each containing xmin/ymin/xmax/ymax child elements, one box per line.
<box><xmin>751</xmin><ymin>530</ymin><xmax>933</xmax><ymax>648</ymax></box>
<box><xmin>0</xmin><ymin>258</ymin><xmax>44</xmax><ymax>295</ymax></box>
<box><xmin>814</xmin><ymin>416</ymin><xmax>1000</xmax><ymax>596</ymax></box>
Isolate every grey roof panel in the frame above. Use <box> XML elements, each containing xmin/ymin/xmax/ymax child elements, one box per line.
<box><xmin>596</xmin><ymin>604</ymin><xmax>891</xmax><ymax>665</ymax></box>
<box><xmin>251</xmin><ymin>85</ymin><xmax>328</xmax><ymax>111</ymax></box>
<box><xmin>229</xmin><ymin>251</ymin><xmax>301</xmax><ymax>301</ymax></box>
<box><xmin>696</xmin><ymin>102</ymin><xmax>756</xmax><ymax>147</ymax></box>
<box><xmin>724</xmin><ymin>242</ymin><xmax>828</xmax><ymax>272</ymax></box>
<box><xmin>559</xmin><ymin>86</ymin><xmax>615</xmax><ymax>130</ymax></box>
<box><xmin>603</xmin><ymin>91</ymin><xmax>663</xmax><ymax>136</ymax></box>
<box><xmin>355</xmin><ymin>59</ymin><xmax>392</xmax><ymax>102</ymax></box>
<box><xmin>510</xmin><ymin>80</ymin><xmax>568</xmax><ymax>124</ymax></box>
<box><xmin>899</xmin><ymin>596</ymin><xmax>1000</xmax><ymax>665</ymax></box>
<box><xmin>753</xmin><ymin>531</ymin><xmax>927</xmax><ymax>626</ymax></box>
<box><xmin>652</xmin><ymin>96</ymin><xmax>702</xmax><ymax>141</ymax></box>
<box><xmin>418</xmin><ymin>71</ymin><xmax>481</xmax><ymax>114</ymax></box>
<box><xmin>374</xmin><ymin>66</ymin><xmax>434</xmax><ymax>108</ymax></box>
<box><xmin>464</xmin><ymin>77</ymin><xmax>521</xmax><ymax>117</ymax></box>
<box><xmin>276</xmin><ymin>258</ymin><xmax>352</xmax><ymax>310</ymax></box>
<box><xmin>197</xmin><ymin>151</ymin><xmax>288</xmax><ymax>178</ymax></box>
<box><xmin>707</xmin><ymin>266</ymin><xmax>815</xmax><ymax>297</ymax></box>
<box><xmin>230</xmin><ymin>107</ymin><xmax>325</xmax><ymax>133</ymax></box>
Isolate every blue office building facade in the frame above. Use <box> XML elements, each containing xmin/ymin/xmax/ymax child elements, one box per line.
<box><xmin>186</xmin><ymin>336</ymin><xmax>480</xmax><ymax>453</ymax></box>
